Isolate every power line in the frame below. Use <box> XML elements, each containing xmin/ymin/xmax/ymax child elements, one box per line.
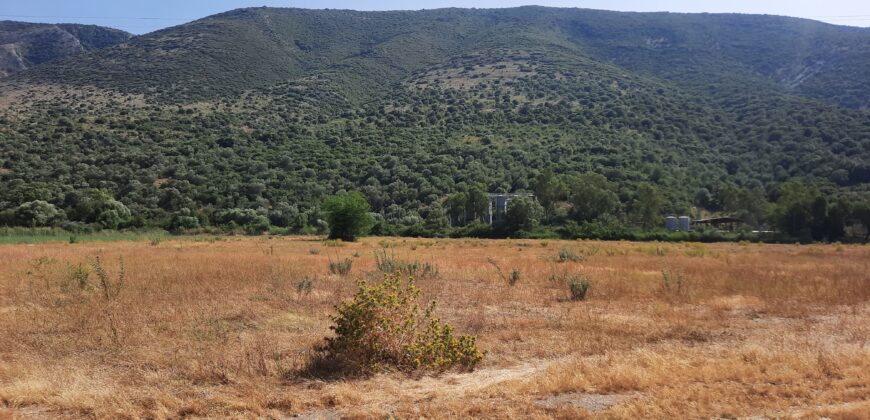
<box><xmin>0</xmin><ymin>14</ymin><xmax>192</xmax><ymax>21</ymax></box>
<box><xmin>1</xmin><ymin>12</ymin><xmax>868</xmax><ymax>26</ymax></box>
<box><xmin>810</xmin><ymin>14</ymin><xmax>870</xmax><ymax>18</ymax></box>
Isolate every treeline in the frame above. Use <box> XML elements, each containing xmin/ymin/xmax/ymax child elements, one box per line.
<box><xmin>2</xmin><ymin>175</ymin><xmax>868</xmax><ymax>243</ymax></box>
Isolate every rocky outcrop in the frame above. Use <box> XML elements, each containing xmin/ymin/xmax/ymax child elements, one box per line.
<box><xmin>0</xmin><ymin>21</ymin><xmax>131</xmax><ymax>77</ymax></box>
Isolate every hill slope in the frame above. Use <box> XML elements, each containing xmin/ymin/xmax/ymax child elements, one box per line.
<box><xmin>13</xmin><ymin>7</ymin><xmax>870</xmax><ymax>107</ymax></box>
<box><xmin>0</xmin><ymin>21</ymin><xmax>131</xmax><ymax>77</ymax></box>
<box><xmin>0</xmin><ymin>7</ymin><xmax>868</xmax><ymax>233</ymax></box>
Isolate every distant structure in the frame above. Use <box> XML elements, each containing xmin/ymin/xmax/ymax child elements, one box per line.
<box><xmin>665</xmin><ymin>215</ymin><xmax>692</xmax><ymax>231</ymax></box>
<box><xmin>678</xmin><ymin>216</ymin><xmax>691</xmax><ymax>232</ymax></box>
<box><xmin>487</xmin><ymin>193</ymin><xmax>534</xmax><ymax>224</ymax></box>
<box><xmin>695</xmin><ymin>216</ymin><xmax>744</xmax><ymax>232</ymax></box>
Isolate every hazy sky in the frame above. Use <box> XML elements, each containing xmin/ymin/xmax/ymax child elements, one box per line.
<box><xmin>2</xmin><ymin>1</ymin><xmax>869</xmax><ymax>34</ymax></box>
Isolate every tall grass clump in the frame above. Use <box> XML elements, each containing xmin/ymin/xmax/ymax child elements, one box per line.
<box><xmin>661</xmin><ymin>266</ymin><xmax>689</xmax><ymax>300</ymax></box>
<box><xmin>64</xmin><ymin>262</ymin><xmax>91</xmax><ymax>291</ymax></box>
<box><xmin>568</xmin><ymin>276</ymin><xmax>591</xmax><ymax>301</ymax></box>
<box><xmin>558</xmin><ymin>248</ymin><xmax>584</xmax><ymax>262</ymax></box>
<box><xmin>296</xmin><ymin>276</ymin><xmax>315</xmax><ymax>297</ymax></box>
<box><xmin>374</xmin><ymin>249</ymin><xmax>439</xmax><ymax>278</ymax></box>
<box><xmin>90</xmin><ymin>255</ymin><xmax>125</xmax><ymax>300</ymax></box>
<box><xmin>328</xmin><ymin>257</ymin><xmax>353</xmax><ymax>276</ymax></box>
<box><xmin>309</xmin><ymin>274</ymin><xmax>484</xmax><ymax>377</ymax></box>
<box><xmin>487</xmin><ymin>258</ymin><xmax>520</xmax><ymax>286</ymax></box>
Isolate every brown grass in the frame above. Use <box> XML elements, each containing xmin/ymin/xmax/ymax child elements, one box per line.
<box><xmin>0</xmin><ymin>237</ymin><xmax>868</xmax><ymax>418</ymax></box>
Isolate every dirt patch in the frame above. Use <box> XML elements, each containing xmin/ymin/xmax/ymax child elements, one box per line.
<box><xmin>402</xmin><ymin>356</ymin><xmax>570</xmax><ymax>399</ymax></box>
<box><xmin>535</xmin><ymin>392</ymin><xmax>641</xmax><ymax>412</ymax></box>
<box><xmin>291</xmin><ymin>408</ymin><xmax>341</xmax><ymax>419</ymax></box>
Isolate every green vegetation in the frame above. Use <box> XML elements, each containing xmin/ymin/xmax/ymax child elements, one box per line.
<box><xmin>0</xmin><ymin>228</ymin><xmax>171</xmax><ymax>244</ymax></box>
<box><xmin>327</xmin><ymin>257</ymin><xmax>353</xmax><ymax>276</ymax></box>
<box><xmin>322</xmin><ymin>192</ymin><xmax>375</xmax><ymax>242</ymax></box>
<box><xmin>0</xmin><ymin>7</ymin><xmax>868</xmax><ymax>243</ymax></box>
<box><xmin>568</xmin><ymin>276</ymin><xmax>591</xmax><ymax>301</ymax></box>
<box><xmin>374</xmin><ymin>249</ymin><xmax>439</xmax><ymax>279</ymax></box>
<box><xmin>310</xmin><ymin>274</ymin><xmax>484</xmax><ymax>376</ymax></box>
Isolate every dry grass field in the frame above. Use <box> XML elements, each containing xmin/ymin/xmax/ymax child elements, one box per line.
<box><xmin>0</xmin><ymin>236</ymin><xmax>868</xmax><ymax>419</ymax></box>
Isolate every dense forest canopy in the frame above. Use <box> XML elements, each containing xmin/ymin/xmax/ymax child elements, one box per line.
<box><xmin>0</xmin><ymin>7</ymin><xmax>868</xmax><ymax>240</ymax></box>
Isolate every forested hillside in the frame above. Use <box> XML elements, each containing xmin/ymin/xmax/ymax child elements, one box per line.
<box><xmin>1</xmin><ymin>7</ymin><xmax>868</xmax><ymax>240</ymax></box>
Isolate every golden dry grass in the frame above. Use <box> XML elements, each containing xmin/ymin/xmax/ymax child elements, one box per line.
<box><xmin>0</xmin><ymin>237</ymin><xmax>868</xmax><ymax>419</ymax></box>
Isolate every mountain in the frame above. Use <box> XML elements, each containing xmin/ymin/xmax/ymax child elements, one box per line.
<box><xmin>11</xmin><ymin>7</ymin><xmax>870</xmax><ymax>107</ymax></box>
<box><xmin>0</xmin><ymin>21</ymin><xmax>131</xmax><ymax>77</ymax></box>
<box><xmin>0</xmin><ymin>7</ymin><xmax>868</xmax><ymax>232</ymax></box>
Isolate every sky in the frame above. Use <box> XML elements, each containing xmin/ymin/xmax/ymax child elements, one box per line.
<box><xmin>1</xmin><ymin>1</ymin><xmax>869</xmax><ymax>34</ymax></box>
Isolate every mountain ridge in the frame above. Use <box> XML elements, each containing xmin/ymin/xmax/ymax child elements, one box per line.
<box><xmin>9</xmin><ymin>7</ymin><xmax>870</xmax><ymax>107</ymax></box>
<box><xmin>0</xmin><ymin>21</ymin><xmax>131</xmax><ymax>77</ymax></box>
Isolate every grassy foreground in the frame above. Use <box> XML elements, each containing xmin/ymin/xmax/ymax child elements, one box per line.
<box><xmin>0</xmin><ymin>237</ymin><xmax>868</xmax><ymax>418</ymax></box>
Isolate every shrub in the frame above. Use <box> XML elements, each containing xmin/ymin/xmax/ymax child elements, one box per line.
<box><xmin>558</xmin><ymin>248</ymin><xmax>584</xmax><ymax>262</ymax></box>
<box><xmin>65</xmin><ymin>262</ymin><xmax>91</xmax><ymax>291</ymax></box>
<box><xmin>322</xmin><ymin>192</ymin><xmax>374</xmax><ymax>242</ymax></box>
<box><xmin>310</xmin><ymin>274</ymin><xmax>484</xmax><ymax>376</ymax></box>
<box><xmin>568</xmin><ymin>276</ymin><xmax>591</xmax><ymax>301</ymax></box>
<box><xmin>509</xmin><ymin>269</ymin><xmax>521</xmax><ymax>286</ymax></box>
<box><xmin>328</xmin><ymin>257</ymin><xmax>353</xmax><ymax>276</ymax></box>
<box><xmin>374</xmin><ymin>249</ymin><xmax>439</xmax><ymax>278</ymax></box>
<box><xmin>296</xmin><ymin>276</ymin><xmax>314</xmax><ymax>297</ymax></box>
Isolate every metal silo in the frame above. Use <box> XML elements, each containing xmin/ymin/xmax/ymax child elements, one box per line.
<box><xmin>666</xmin><ymin>216</ymin><xmax>678</xmax><ymax>231</ymax></box>
<box><xmin>678</xmin><ymin>216</ymin><xmax>691</xmax><ymax>232</ymax></box>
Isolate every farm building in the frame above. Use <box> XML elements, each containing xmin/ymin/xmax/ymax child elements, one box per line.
<box><xmin>694</xmin><ymin>216</ymin><xmax>746</xmax><ymax>232</ymax></box>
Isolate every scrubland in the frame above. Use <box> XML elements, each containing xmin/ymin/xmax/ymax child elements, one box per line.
<box><xmin>0</xmin><ymin>237</ymin><xmax>868</xmax><ymax>418</ymax></box>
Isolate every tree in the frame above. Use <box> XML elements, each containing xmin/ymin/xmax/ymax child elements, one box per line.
<box><xmin>423</xmin><ymin>202</ymin><xmax>450</xmax><ymax>232</ymax></box>
<box><xmin>694</xmin><ymin>187</ymin><xmax>715</xmax><ymax>210</ymax></box>
<box><xmin>15</xmin><ymin>200</ymin><xmax>62</xmax><ymax>227</ymax></box>
<box><xmin>630</xmin><ymin>183</ymin><xmax>664</xmax><ymax>229</ymax></box>
<box><xmin>168</xmin><ymin>208</ymin><xmax>200</xmax><ymax>231</ymax></box>
<box><xmin>568</xmin><ymin>173</ymin><xmax>619</xmax><ymax>222</ymax></box>
<box><xmin>770</xmin><ymin>181</ymin><xmax>820</xmax><ymax>239</ymax></box>
<box><xmin>65</xmin><ymin>189</ymin><xmax>132</xmax><ymax>229</ymax></box>
<box><xmin>532</xmin><ymin>169</ymin><xmax>565</xmax><ymax>211</ymax></box>
<box><xmin>809</xmin><ymin>195</ymin><xmax>829</xmax><ymax>241</ymax></box>
<box><xmin>215</xmin><ymin>208</ymin><xmax>269</xmax><ymax>233</ymax></box>
<box><xmin>323</xmin><ymin>192</ymin><xmax>374</xmax><ymax>241</ymax></box>
<box><xmin>717</xmin><ymin>183</ymin><xmax>769</xmax><ymax>227</ymax></box>
<box><xmin>465</xmin><ymin>186</ymin><xmax>489</xmax><ymax>223</ymax></box>
<box><xmin>504</xmin><ymin>196</ymin><xmax>544</xmax><ymax>232</ymax></box>
<box><xmin>268</xmin><ymin>202</ymin><xmax>303</xmax><ymax>230</ymax></box>
<box><xmin>825</xmin><ymin>198</ymin><xmax>851</xmax><ymax>242</ymax></box>
<box><xmin>445</xmin><ymin>192</ymin><xmax>468</xmax><ymax>226</ymax></box>
<box><xmin>852</xmin><ymin>202</ymin><xmax>870</xmax><ymax>243</ymax></box>
<box><xmin>96</xmin><ymin>199</ymin><xmax>132</xmax><ymax>230</ymax></box>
